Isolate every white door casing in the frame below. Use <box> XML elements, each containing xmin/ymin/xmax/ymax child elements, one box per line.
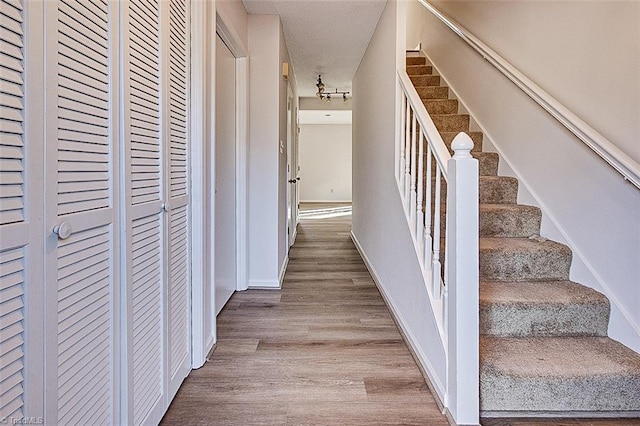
<box><xmin>214</xmin><ymin>34</ymin><xmax>237</xmax><ymax>315</ymax></box>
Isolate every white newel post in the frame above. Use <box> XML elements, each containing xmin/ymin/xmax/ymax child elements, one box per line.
<box><xmin>446</xmin><ymin>133</ymin><xmax>479</xmax><ymax>425</ymax></box>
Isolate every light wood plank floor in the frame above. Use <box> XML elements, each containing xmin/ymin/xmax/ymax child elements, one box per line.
<box><xmin>161</xmin><ymin>203</ymin><xmax>449</xmax><ymax>425</ymax></box>
<box><xmin>162</xmin><ymin>203</ymin><xmax>640</xmax><ymax>425</ymax></box>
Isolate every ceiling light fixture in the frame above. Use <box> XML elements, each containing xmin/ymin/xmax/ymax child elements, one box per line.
<box><xmin>316</xmin><ymin>75</ymin><xmax>350</xmax><ymax>102</ymax></box>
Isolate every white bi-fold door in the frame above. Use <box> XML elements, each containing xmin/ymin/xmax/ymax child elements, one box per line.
<box><xmin>121</xmin><ymin>0</ymin><xmax>191</xmax><ymax>424</ymax></box>
<box><xmin>0</xmin><ymin>1</ymin><xmax>192</xmax><ymax>424</ymax></box>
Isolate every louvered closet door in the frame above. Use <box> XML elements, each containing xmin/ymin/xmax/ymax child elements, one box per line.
<box><xmin>122</xmin><ymin>0</ymin><xmax>168</xmax><ymax>424</ymax></box>
<box><xmin>0</xmin><ymin>0</ymin><xmax>37</xmax><ymax>421</ymax></box>
<box><xmin>165</xmin><ymin>0</ymin><xmax>191</xmax><ymax>400</ymax></box>
<box><xmin>42</xmin><ymin>0</ymin><xmax>120</xmax><ymax>424</ymax></box>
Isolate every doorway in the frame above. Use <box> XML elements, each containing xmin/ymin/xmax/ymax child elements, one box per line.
<box><xmin>214</xmin><ymin>34</ymin><xmax>237</xmax><ymax>314</ymax></box>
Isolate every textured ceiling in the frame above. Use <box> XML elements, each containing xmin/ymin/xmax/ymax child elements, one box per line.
<box><xmin>242</xmin><ymin>0</ymin><xmax>387</xmax><ymax>98</ymax></box>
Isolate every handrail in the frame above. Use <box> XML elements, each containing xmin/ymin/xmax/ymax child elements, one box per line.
<box><xmin>418</xmin><ymin>0</ymin><xmax>640</xmax><ymax>190</ymax></box>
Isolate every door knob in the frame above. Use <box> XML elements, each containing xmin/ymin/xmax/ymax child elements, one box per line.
<box><xmin>288</xmin><ymin>179</ymin><xmax>297</xmax><ymax>183</ymax></box>
<box><xmin>53</xmin><ymin>221</ymin><xmax>72</xmax><ymax>240</ymax></box>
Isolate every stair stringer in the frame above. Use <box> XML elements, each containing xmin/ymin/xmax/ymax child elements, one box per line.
<box><xmin>418</xmin><ymin>50</ymin><xmax>640</xmax><ymax>354</ymax></box>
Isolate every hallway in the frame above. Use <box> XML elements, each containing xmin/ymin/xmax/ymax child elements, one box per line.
<box><xmin>161</xmin><ymin>203</ymin><xmax>449</xmax><ymax>425</ymax></box>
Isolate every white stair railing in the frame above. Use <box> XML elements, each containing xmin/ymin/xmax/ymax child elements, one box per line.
<box><xmin>397</xmin><ymin>68</ymin><xmax>479</xmax><ymax>425</ymax></box>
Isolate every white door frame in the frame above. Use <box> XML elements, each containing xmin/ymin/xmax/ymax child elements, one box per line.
<box><xmin>190</xmin><ymin>4</ymin><xmax>249</xmax><ymax>368</ymax></box>
<box><xmin>215</xmin><ymin>13</ymin><xmax>249</xmax><ymax>292</ymax></box>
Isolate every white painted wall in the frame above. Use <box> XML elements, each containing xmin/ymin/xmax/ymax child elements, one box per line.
<box><xmin>352</xmin><ymin>0</ymin><xmax>448</xmax><ymax>403</ymax></box>
<box><xmin>248</xmin><ymin>15</ymin><xmax>281</xmax><ymax>288</ymax></box>
<box><xmin>247</xmin><ymin>15</ymin><xmax>297</xmax><ymax>288</ymax></box>
<box><xmin>278</xmin><ymin>20</ymin><xmax>294</xmax><ymax>282</ymax></box>
<box><xmin>407</xmin><ymin>0</ymin><xmax>640</xmax><ymax>352</ymax></box>
<box><xmin>299</xmin><ymin>124</ymin><xmax>352</xmax><ymax>202</ymax></box>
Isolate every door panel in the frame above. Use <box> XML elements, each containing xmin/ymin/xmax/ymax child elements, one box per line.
<box><xmin>44</xmin><ymin>0</ymin><xmax>119</xmax><ymax>423</ymax></box>
<box><xmin>122</xmin><ymin>0</ymin><xmax>165</xmax><ymax>424</ymax></box>
<box><xmin>166</xmin><ymin>0</ymin><xmax>191</xmax><ymax>400</ymax></box>
<box><xmin>214</xmin><ymin>35</ymin><xmax>236</xmax><ymax>314</ymax></box>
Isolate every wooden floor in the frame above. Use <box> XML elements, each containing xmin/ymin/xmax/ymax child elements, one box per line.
<box><xmin>162</xmin><ymin>203</ymin><xmax>640</xmax><ymax>426</ymax></box>
<box><xmin>161</xmin><ymin>203</ymin><xmax>449</xmax><ymax>425</ymax></box>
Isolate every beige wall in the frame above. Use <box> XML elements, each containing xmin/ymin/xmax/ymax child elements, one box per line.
<box><xmin>408</xmin><ymin>0</ymin><xmax>640</xmax><ymax>163</ymax></box>
<box><xmin>299</xmin><ymin>124</ymin><xmax>352</xmax><ymax>202</ymax></box>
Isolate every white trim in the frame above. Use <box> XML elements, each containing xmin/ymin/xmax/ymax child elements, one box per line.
<box><xmin>235</xmin><ymin>57</ymin><xmax>249</xmax><ymax>291</ymax></box>
<box><xmin>350</xmin><ymin>231</ymin><xmax>447</xmax><ymax>403</ymax></box>
<box><xmin>215</xmin><ymin>11</ymin><xmax>248</xmax><ymax>58</ymax></box>
<box><xmin>299</xmin><ymin>199</ymin><xmax>353</xmax><ymax>203</ymax></box>
<box><xmin>215</xmin><ymin>10</ymin><xmax>249</xmax><ymax>294</ymax></box>
<box><xmin>248</xmin><ymin>280</ymin><xmax>282</xmax><ymax>290</ymax></box>
<box><xmin>418</xmin><ymin>0</ymin><xmax>640</xmax><ymax>190</ymax></box>
<box><xmin>279</xmin><ymin>255</ymin><xmax>289</xmax><ymax>286</ymax></box>
<box><xmin>189</xmin><ymin>0</ymin><xmax>209</xmax><ymax>369</ymax></box>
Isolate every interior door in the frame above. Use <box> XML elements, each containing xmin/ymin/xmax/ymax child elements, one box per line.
<box><xmin>122</xmin><ymin>0</ymin><xmax>166</xmax><ymax>423</ymax></box>
<box><xmin>165</xmin><ymin>0</ymin><xmax>192</xmax><ymax>401</ymax></box>
<box><xmin>214</xmin><ymin>34</ymin><xmax>236</xmax><ymax>314</ymax></box>
<box><xmin>43</xmin><ymin>0</ymin><xmax>120</xmax><ymax>423</ymax></box>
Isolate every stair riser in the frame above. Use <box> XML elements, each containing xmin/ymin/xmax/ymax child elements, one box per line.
<box><xmin>479</xmin><ymin>244</ymin><xmax>572</xmax><ymax>281</ymax></box>
<box><xmin>479</xmin><ymin>177</ymin><xmax>518</xmax><ymax>204</ymax></box>
<box><xmin>416</xmin><ymin>86</ymin><xmax>449</xmax><ymax>99</ymax></box>
<box><xmin>432</xmin><ymin>114</ymin><xmax>470</xmax><ymax>133</ymax></box>
<box><xmin>480</xmin><ymin>374</ymin><xmax>640</xmax><ymax>412</ymax></box>
<box><xmin>406</xmin><ymin>57</ymin><xmax>426</xmax><ymax>66</ymax></box>
<box><xmin>423</xmin><ymin>99</ymin><xmax>458</xmax><ymax>115</ymax></box>
<box><xmin>480</xmin><ymin>303</ymin><xmax>610</xmax><ymax>337</ymax></box>
<box><xmin>407</xmin><ymin>65</ymin><xmax>433</xmax><ymax>75</ymax></box>
<box><xmin>479</xmin><ymin>205</ymin><xmax>540</xmax><ymax>237</ymax></box>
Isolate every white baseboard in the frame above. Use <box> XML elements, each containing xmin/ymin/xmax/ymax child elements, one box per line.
<box><xmin>248</xmin><ymin>279</ymin><xmax>281</xmax><ymax>289</ymax></box>
<box><xmin>299</xmin><ymin>199</ymin><xmax>352</xmax><ymax>203</ymax></box>
<box><xmin>350</xmin><ymin>230</ymin><xmax>447</xmax><ymax>406</ymax></box>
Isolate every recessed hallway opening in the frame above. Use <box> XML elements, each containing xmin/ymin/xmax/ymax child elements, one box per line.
<box><xmin>161</xmin><ymin>203</ymin><xmax>448</xmax><ymax>424</ymax></box>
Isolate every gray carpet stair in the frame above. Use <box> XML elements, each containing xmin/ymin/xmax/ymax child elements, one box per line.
<box><xmin>407</xmin><ymin>54</ymin><xmax>640</xmax><ymax>417</ymax></box>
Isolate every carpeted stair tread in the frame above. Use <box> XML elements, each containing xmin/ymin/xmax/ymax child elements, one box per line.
<box><xmin>479</xmin><ymin>176</ymin><xmax>519</xmax><ymax>204</ymax></box>
<box><xmin>480</xmin><ymin>280</ymin><xmax>610</xmax><ymax>337</ymax></box>
<box><xmin>480</xmin><ymin>203</ymin><xmax>540</xmax><ymax>237</ymax></box>
<box><xmin>407</xmin><ymin>64</ymin><xmax>433</xmax><ymax>75</ymax></box>
<box><xmin>406</xmin><ymin>56</ymin><xmax>427</xmax><ymax>66</ymax></box>
<box><xmin>479</xmin><ymin>237</ymin><xmax>572</xmax><ymax>281</ymax></box>
<box><xmin>410</xmin><ymin>74</ymin><xmax>441</xmax><ymax>87</ymax></box>
<box><xmin>480</xmin><ymin>336</ymin><xmax>640</xmax><ymax>412</ymax></box>
<box><xmin>474</xmin><ymin>152</ymin><xmax>499</xmax><ymax>176</ymax></box>
<box><xmin>423</xmin><ymin>99</ymin><xmax>458</xmax><ymax>115</ymax></box>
